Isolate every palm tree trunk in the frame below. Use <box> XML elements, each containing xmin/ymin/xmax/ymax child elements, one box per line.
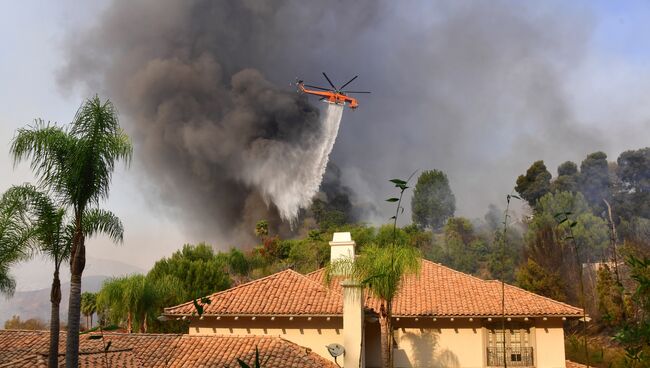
<box><xmin>48</xmin><ymin>269</ymin><xmax>61</xmax><ymax>368</ymax></box>
<box><xmin>379</xmin><ymin>301</ymin><xmax>394</xmax><ymax>368</ymax></box>
<box><xmin>127</xmin><ymin>312</ymin><xmax>133</xmax><ymax>333</ymax></box>
<box><xmin>65</xmin><ymin>225</ymin><xmax>85</xmax><ymax>368</ymax></box>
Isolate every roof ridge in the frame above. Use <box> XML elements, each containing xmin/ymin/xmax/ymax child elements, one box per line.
<box><xmin>304</xmin><ymin>268</ymin><xmax>324</xmax><ymax>277</ymax></box>
<box><xmin>419</xmin><ymin>258</ymin><xmax>493</xmax><ymax>284</ymax></box>
<box><xmin>298</xmin><ymin>268</ymin><xmax>343</xmax><ymax>297</ymax></box>
<box><xmin>99</xmin><ymin>332</ymin><xmax>183</xmax><ymax>337</ymax></box>
<box><xmin>0</xmin><ymin>329</ymin><xmax>51</xmax><ymax>334</ymax></box>
<box><xmin>488</xmin><ymin>280</ymin><xmax>583</xmax><ymax>313</ymax></box>
<box><xmin>164</xmin><ymin>268</ymin><xmax>301</xmax><ymax>312</ymax></box>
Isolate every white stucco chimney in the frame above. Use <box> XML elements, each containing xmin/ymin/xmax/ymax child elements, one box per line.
<box><xmin>330</xmin><ymin>232</ymin><xmax>364</xmax><ymax>368</ymax></box>
<box><xmin>342</xmin><ymin>280</ymin><xmax>364</xmax><ymax>368</ymax></box>
<box><xmin>330</xmin><ymin>231</ymin><xmax>356</xmax><ymax>264</ymax></box>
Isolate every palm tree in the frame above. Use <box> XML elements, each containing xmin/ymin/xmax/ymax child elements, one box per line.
<box><xmin>0</xmin><ymin>184</ymin><xmax>123</xmax><ymax>368</ymax></box>
<box><xmin>81</xmin><ymin>292</ymin><xmax>97</xmax><ymax>330</ymax></box>
<box><xmin>327</xmin><ymin>243</ymin><xmax>420</xmax><ymax>368</ymax></box>
<box><xmin>0</xmin><ymin>188</ymin><xmax>33</xmax><ymax>295</ymax></box>
<box><xmin>97</xmin><ymin>274</ymin><xmax>157</xmax><ymax>333</ymax></box>
<box><xmin>326</xmin><ymin>176</ymin><xmax>420</xmax><ymax>368</ymax></box>
<box><xmin>97</xmin><ymin>276</ymin><xmax>130</xmax><ymax>331</ymax></box>
<box><xmin>11</xmin><ymin>96</ymin><xmax>132</xmax><ymax>367</ymax></box>
<box><xmin>97</xmin><ymin>273</ymin><xmax>184</xmax><ymax>334</ymax></box>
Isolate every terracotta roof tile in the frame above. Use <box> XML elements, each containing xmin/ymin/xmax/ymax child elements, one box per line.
<box><xmin>164</xmin><ymin>269</ymin><xmax>343</xmax><ymax>316</ymax></box>
<box><xmin>165</xmin><ymin>259</ymin><xmax>582</xmax><ymax>318</ymax></box>
<box><xmin>307</xmin><ymin>259</ymin><xmax>582</xmax><ymax>317</ymax></box>
<box><xmin>0</xmin><ymin>330</ymin><xmax>335</xmax><ymax>368</ymax></box>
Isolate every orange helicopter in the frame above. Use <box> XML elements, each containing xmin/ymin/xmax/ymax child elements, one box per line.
<box><xmin>296</xmin><ymin>73</ymin><xmax>370</xmax><ymax>109</ymax></box>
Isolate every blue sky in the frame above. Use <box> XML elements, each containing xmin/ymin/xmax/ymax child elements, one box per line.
<box><xmin>1</xmin><ymin>1</ymin><xmax>649</xmax><ymax>287</ymax></box>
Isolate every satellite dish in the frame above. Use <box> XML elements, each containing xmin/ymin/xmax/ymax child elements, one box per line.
<box><xmin>326</xmin><ymin>343</ymin><xmax>345</xmax><ymax>357</ymax></box>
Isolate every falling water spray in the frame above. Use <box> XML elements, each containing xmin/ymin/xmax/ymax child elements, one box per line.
<box><xmin>240</xmin><ymin>103</ymin><xmax>345</xmax><ymax>225</ymax></box>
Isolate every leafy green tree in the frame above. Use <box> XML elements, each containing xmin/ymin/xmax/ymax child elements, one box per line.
<box><xmin>524</xmin><ymin>192</ymin><xmax>594</xmax><ymax>302</ymax></box>
<box><xmin>0</xmin><ymin>184</ymin><xmax>123</xmax><ymax>368</ymax></box>
<box><xmin>515</xmin><ymin>258</ymin><xmax>566</xmax><ymax>301</ymax></box>
<box><xmin>614</xmin><ymin>256</ymin><xmax>650</xmax><ymax>366</ymax></box>
<box><xmin>411</xmin><ymin>170</ymin><xmax>456</xmax><ymax>230</ymax></box>
<box><xmin>442</xmin><ymin>217</ymin><xmax>487</xmax><ymax>274</ymax></box>
<box><xmin>81</xmin><ymin>292</ymin><xmax>97</xmax><ymax>330</ymax></box>
<box><xmin>515</xmin><ymin>160</ymin><xmax>552</xmax><ymax>208</ymax></box>
<box><xmin>552</xmin><ymin>161</ymin><xmax>579</xmax><ymax>193</ymax></box>
<box><xmin>147</xmin><ymin>243</ymin><xmax>231</xmax><ymax>301</ymax></box>
<box><xmin>310</xmin><ymin>198</ymin><xmax>348</xmax><ymax>230</ymax></box>
<box><xmin>579</xmin><ymin>151</ymin><xmax>611</xmax><ymax>214</ymax></box>
<box><xmin>224</xmin><ymin>248</ymin><xmax>250</xmax><ymax>283</ymax></box>
<box><xmin>596</xmin><ymin>265</ymin><xmax>624</xmax><ymax>328</ymax></box>
<box><xmin>4</xmin><ymin>315</ymin><xmax>47</xmax><ymax>330</ymax></box>
<box><xmin>287</xmin><ymin>238</ymin><xmax>329</xmax><ymax>274</ymax></box>
<box><xmin>618</xmin><ymin>148</ymin><xmax>650</xmax><ymax>191</ymax></box>
<box><xmin>616</xmin><ymin>147</ymin><xmax>650</xmax><ymax>219</ymax></box>
<box><xmin>402</xmin><ymin>224</ymin><xmax>435</xmax><ymax>258</ymax></box>
<box><xmin>571</xmin><ymin>211</ymin><xmax>610</xmax><ymax>263</ymax></box>
<box><xmin>10</xmin><ymin>96</ymin><xmax>132</xmax><ymax>366</ymax></box>
<box><xmin>374</xmin><ymin>224</ymin><xmax>409</xmax><ymax>247</ymax></box>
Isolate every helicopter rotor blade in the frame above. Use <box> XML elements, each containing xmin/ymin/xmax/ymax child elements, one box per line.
<box><xmin>342</xmin><ymin>91</ymin><xmax>371</xmax><ymax>94</ymax></box>
<box><xmin>322</xmin><ymin>72</ymin><xmax>337</xmax><ymax>90</ymax></box>
<box><xmin>304</xmin><ymin>84</ymin><xmax>332</xmax><ymax>91</ymax></box>
<box><xmin>339</xmin><ymin>75</ymin><xmax>358</xmax><ymax>90</ymax></box>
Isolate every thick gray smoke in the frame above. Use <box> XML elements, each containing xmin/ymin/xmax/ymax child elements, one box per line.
<box><xmin>61</xmin><ymin>0</ymin><xmax>604</xmax><ymax>244</ymax></box>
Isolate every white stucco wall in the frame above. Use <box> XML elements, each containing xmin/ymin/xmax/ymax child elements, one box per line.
<box><xmin>534</xmin><ymin>318</ymin><xmax>567</xmax><ymax>368</ymax></box>
<box><xmin>365</xmin><ymin>318</ymin><xmax>568</xmax><ymax>368</ymax></box>
<box><xmin>190</xmin><ymin>316</ymin><xmax>569</xmax><ymax>368</ymax></box>
<box><xmin>391</xmin><ymin>319</ymin><xmax>483</xmax><ymax>368</ymax></box>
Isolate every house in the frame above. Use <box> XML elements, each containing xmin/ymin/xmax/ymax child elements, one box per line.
<box><xmin>0</xmin><ymin>329</ymin><xmax>336</xmax><ymax>367</ymax></box>
<box><xmin>164</xmin><ymin>232</ymin><xmax>584</xmax><ymax>368</ymax></box>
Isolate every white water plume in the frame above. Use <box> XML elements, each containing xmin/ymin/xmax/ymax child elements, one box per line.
<box><xmin>239</xmin><ymin>103</ymin><xmax>345</xmax><ymax>224</ymax></box>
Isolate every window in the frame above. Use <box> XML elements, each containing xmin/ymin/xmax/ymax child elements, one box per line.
<box><xmin>486</xmin><ymin>323</ymin><xmax>533</xmax><ymax>367</ymax></box>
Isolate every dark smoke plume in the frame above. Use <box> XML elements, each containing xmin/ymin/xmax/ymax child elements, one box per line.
<box><xmin>61</xmin><ymin>0</ymin><xmax>603</xmax><ymax>245</ymax></box>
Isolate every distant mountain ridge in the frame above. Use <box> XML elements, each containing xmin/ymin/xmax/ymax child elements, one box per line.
<box><xmin>2</xmin><ymin>256</ymin><xmax>144</xmax><ymax>325</ymax></box>
<box><xmin>10</xmin><ymin>256</ymin><xmax>144</xmax><ymax>292</ymax></box>
<box><xmin>0</xmin><ymin>275</ymin><xmax>107</xmax><ymax>324</ymax></box>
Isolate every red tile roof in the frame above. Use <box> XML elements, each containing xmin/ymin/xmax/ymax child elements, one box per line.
<box><xmin>166</xmin><ymin>259</ymin><xmax>582</xmax><ymax>318</ymax></box>
<box><xmin>164</xmin><ymin>269</ymin><xmax>343</xmax><ymax>316</ymax></box>
<box><xmin>0</xmin><ymin>349</ymin><xmax>139</xmax><ymax>368</ymax></box>
<box><xmin>0</xmin><ymin>330</ymin><xmax>336</xmax><ymax>368</ymax></box>
<box><xmin>309</xmin><ymin>260</ymin><xmax>583</xmax><ymax>317</ymax></box>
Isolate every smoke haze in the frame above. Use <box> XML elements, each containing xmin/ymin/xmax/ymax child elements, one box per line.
<box><xmin>60</xmin><ymin>1</ymin><xmax>617</xmax><ymax>245</ymax></box>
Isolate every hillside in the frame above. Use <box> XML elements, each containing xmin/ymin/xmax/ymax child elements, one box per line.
<box><xmin>0</xmin><ymin>275</ymin><xmax>107</xmax><ymax>324</ymax></box>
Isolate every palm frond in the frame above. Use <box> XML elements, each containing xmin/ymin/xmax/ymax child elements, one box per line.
<box><xmin>66</xmin><ymin>96</ymin><xmax>133</xmax><ymax>208</ymax></box>
<box><xmin>0</xmin><ymin>267</ymin><xmax>17</xmax><ymax>296</ymax></box>
<box><xmin>0</xmin><ymin>186</ymin><xmax>42</xmax><ymax>295</ymax></box>
<box><xmin>82</xmin><ymin>208</ymin><xmax>124</xmax><ymax>243</ymax></box>
<box><xmin>325</xmin><ymin>243</ymin><xmax>421</xmax><ymax>303</ymax></box>
<box><xmin>1</xmin><ymin>184</ymin><xmax>70</xmax><ymax>264</ymax></box>
<box><xmin>10</xmin><ymin>120</ymin><xmax>73</xmax><ymax>195</ymax></box>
